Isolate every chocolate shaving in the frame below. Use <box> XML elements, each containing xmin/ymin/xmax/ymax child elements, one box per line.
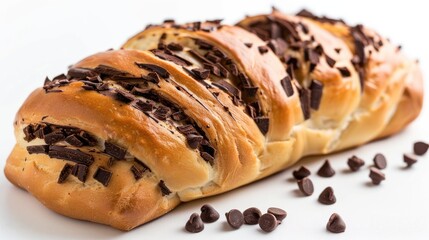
<box><xmin>337</xmin><ymin>67</ymin><xmax>351</xmax><ymax>77</ymax></box>
<box><xmin>114</xmin><ymin>89</ymin><xmax>135</xmax><ymax>103</ymax></box>
<box><xmin>131</xmin><ymin>99</ymin><xmax>154</xmax><ymax>112</ymax></box>
<box><xmin>158</xmin><ymin>180</ymin><xmax>172</xmax><ymax>196</ymax></box>
<box><xmin>309</xmin><ymin>80</ymin><xmax>324</xmax><ymax>110</ymax></box>
<box><xmin>104</xmin><ymin>141</ymin><xmax>127</xmax><ymax>160</ymax></box>
<box><xmin>58</xmin><ymin>163</ymin><xmax>73</xmax><ymax>183</ymax></box>
<box><xmin>153</xmin><ymin>105</ymin><xmax>171</xmax><ymax>120</ymax></box>
<box><xmin>48</xmin><ymin>146</ymin><xmax>94</xmax><ymax>166</ymax></box>
<box><xmin>280</xmin><ymin>76</ymin><xmax>294</xmax><ymax>97</ymax></box>
<box><xmin>71</xmin><ymin>164</ymin><xmax>89</xmax><ymax>182</ymax></box>
<box><xmin>94</xmin><ymin>64</ymin><xmax>130</xmax><ymax>77</ymax></box>
<box><xmin>93</xmin><ymin>167</ymin><xmax>112</xmax><ymax>186</ymax></box>
<box><xmin>67</xmin><ymin>67</ymin><xmax>98</xmax><ymax>79</ymax></box>
<box><xmin>297</xmin><ymin>85</ymin><xmax>311</xmax><ymax>120</ymax></box>
<box><xmin>253</xmin><ymin>117</ymin><xmax>269</xmax><ymax>135</ymax></box>
<box><xmin>135</xmin><ymin>63</ymin><xmax>170</xmax><ymax>78</ymax></box>
<box><xmin>150</xmin><ymin>49</ymin><xmax>192</xmax><ymax>66</ymax></box>
<box><xmin>212</xmin><ymin>80</ymin><xmax>241</xmax><ymax>98</ymax></box>
<box><xmin>27</xmin><ymin>145</ymin><xmax>49</xmax><ymax>154</ymax></box>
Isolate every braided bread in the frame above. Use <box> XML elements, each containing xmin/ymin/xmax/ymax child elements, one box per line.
<box><xmin>4</xmin><ymin>9</ymin><xmax>423</xmax><ymax>230</ymax></box>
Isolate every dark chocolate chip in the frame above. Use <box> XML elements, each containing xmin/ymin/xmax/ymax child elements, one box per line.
<box><xmin>159</xmin><ymin>180</ymin><xmax>172</xmax><ymax>196</ymax></box>
<box><xmin>167</xmin><ymin>42</ymin><xmax>183</xmax><ymax>51</ymax></box>
<box><xmin>243</xmin><ymin>207</ymin><xmax>262</xmax><ymax>225</ymax></box>
<box><xmin>186</xmin><ymin>134</ymin><xmax>203</xmax><ymax>149</ymax></box>
<box><xmin>135</xmin><ymin>63</ymin><xmax>170</xmax><ymax>78</ymax></box>
<box><xmin>131</xmin><ymin>99</ymin><xmax>153</xmax><ymax>112</ymax></box>
<box><xmin>104</xmin><ymin>141</ymin><xmax>127</xmax><ymax>160</ymax></box>
<box><xmin>93</xmin><ymin>167</ymin><xmax>112</xmax><ymax>186</ymax></box>
<box><xmin>317</xmin><ymin>160</ymin><xmax>335</xmax><ymax>177</ymax></box>
<box><xmin>134</xmin><ymin>158</ymin><xmax>151</xmax><ymax>172</ymax></box>
<box><xmin>191</xmin><ymin>68</ymin><xmax>210</xmax><ymax>80</ymax></box>
<box><xmin>114</xmin><ymin>89</ymin><xmax>135</xmax><ymax>103</ymax></box>
<box><xmin>369</xmin><ymin>167</ymin><xmax>385</xmax><ymax>185</ymax></box>
<box><xmin>48</xmin><ymin>146</ymin><xmax>94</xmax><ymax>165</ymax></box>
<box><xmin>280</xmin><ymin>76</ymin><xmax>294</xmax><ymax>97</ymax></box>
<box><xmin>326</xmin><ymin>213</ymin><xmax>346</xmax><ymax>233</ymax></box>
<box><xmin>414</xmin><ymin>141</ymin><xmax>429</xmax><ymax>156</ymax></box>
<box><xmin>242</xmin><ymin>86</ymin><xmax>259</xmax><ymax>99</ymax></box>
<box><xmin>72</xmin><ymin>164</ymin><xmax>89</xmax><ymax>182</ymax></box>
<box><xmin>309</xmin><ymin>80</ymin><xmax>324</xmax><ymax>110</ymax></box>
<box><xmin>23</xmin><ymin>125</ymin><xmax>35</xmax><ymax>142</ymax></box>
<box><xmin>244</xmin><ymin>43</ymin><xmax>253</xmax><ymax>48</ymax></box>
<box><xmin>212</xmin><ymin>80</ymin><xmax>241</xmax><ymax>98</ymax></box>
<box><xmin>258</xmin><ymin>213</ymin><xmax>278</xmax><ymax>232</ymax></box>
<box><xmin>200</xmin><ymin>204</ymin><xmax>220</xmax><ymax>223</ymax></box>
<box><xmin>293</xmin><ymin>166</ymin><xmax>311</xmax><ymax>180</ymax></box>
<box><xmin>94</xmin><ymin>64</ymin><xmax>130</xmax><ymax>77</ymax></box>
<box><xmin>225</xmin><ymin>209</ymin><xmax>244</xmax><ymax>229</ymax></box>
<box><xmin>150</xmin><ymin>49</ymin><xmax>192</xmax><ymax>67</ymax></box>
<box><xmin>254</xmin><ymin>117</ymin><xmax>269</xmax><ymax>135</ymax></box>
<box><xmin>297</xmin><ymin>177</ymin><xmax>314</xmax><ymax>196</ymax></box>
<box><xmin>373</xmin><ymin>153</ymin><xmax>387</xmax><ymax>169</ymax></box>
<box><xmin>130</xmin><ymin>165</ymin><xmax>144</xmax><ymax>180</ymax></box>
<box><xmin>267</xmin><ymin>207</ymin><xmax>287</xmax><ymax>222</ymax></box>
<box><xmin>318</xmin><ymin>187</ymin><xmax>336</xmax><ymax>205</ymax></box>
<box><xmin>44</xmin><ymin>131</ymin><xmax>65</xmax><ymax>144</ymax></box>
<box><xmin>403</xmin><ymin>154</ymin><xmax>417</xmax><ymax>167</ymax></box>
<box><xmin>325</xmin><ymin>55</ymin><xmax>336</xmax><ymax>68</ymax></box>
<box><xmin>177</xmin><ymin>125</ymin><xmax>198</xmax><ymax>135</ymax></box>
<box><xmin>58</xmin><ymin>163</ymin><xmax>73</xmax><ymax>183</ymax></box>
<box><xmin>153</xmin><ymin>105</ymin><xmax>171</xmax><ymax>120</ymax></box>
<box><xmin>194</xmin><ymin>39</ymin><xmax>214</xmax><ymax>50</ymax></box>
<box><xmin>258</xmin><ymin>46</ymin><xmax>269</xmax><ymax>54</ymax></box>
<box><xmin>347</xmin><ymin>155</ymin><xmax>365</xmax><ymax>171</ymax></box>
<box><xmin>65</xmin><ymin>134</ymin><xmax>84</xmax><ymax>147</ymax></box>
<box><xmin>185</xmin><ymin>213</ymin><xmax>204</xmax><ymax>233</ymax></box>
<box><xmin>27</xmin><ymin>145</ymin><xmax>49</xmax><ymax>154</ymax></box>
<box><xmin>298</xmin><ymin>86</ymin><xmax>311</xmax><ymax>120</ymax></box>
<box><xmin>67</xmin><ymin>67</ymin><xmax>98</xmax><ymax>79</ymax></box>
<box><xmin>200</xmin><ymin>152</ymin><xmax>215</xmax><ymax>165</ymax></box>
<box><xmin>337</xmin><ymin>67</ymin><xmax>351</xmax><ymax>77</ymax></box>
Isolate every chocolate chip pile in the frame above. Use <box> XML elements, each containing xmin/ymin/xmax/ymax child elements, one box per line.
<box><xmin>185</xmin><ymin>205</ymin><xmax>287</xmax><ymax>233</ymax></box>
<box><xmin>185</xmin><ymin>141</ymin><xmax>427</xmax><ymax>234</ymax></box>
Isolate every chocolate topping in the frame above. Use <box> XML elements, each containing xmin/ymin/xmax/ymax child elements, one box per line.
<box><xmin>104</xmin><ymin>142</ymin><xmax>127</xmax><ymax>160</ymax></box>
<box><xmin>27</xmin><ymin>145</ymin><xmax>49</xmax><ymax>154</ymax></box>
<box><xmin>58</xmin><ymin>163</ymin><xmax>73</xmax><ymax>183</ymax></box>
<box><xmin>48</xmin><ymin>146</ymin><xmax>94</xmax><ymax>166</ymax></box>
<box><xmin>93</xmin><ymin>167</ymin><xmax>112</xmax><ymax>186</ymax></box>
<box><xmin>72</xmin><ymin>164</ymin><xmax>89</xmax><ymax>182</ymax></box>
<box><xmin>159</xmin><ymin>180</ymin><xmax>172</xmax><ymax>196</ymax></box>
<box><xmin>135</xmin><ymin>63</ymin><xmax>170</xmax><ymax>78</ymax></box>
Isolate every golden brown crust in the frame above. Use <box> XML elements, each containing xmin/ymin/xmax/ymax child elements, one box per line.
<box><xmin>4</xmin><ymin>11</ymin><xmax>423</xmax><ymax>231</ymax></box>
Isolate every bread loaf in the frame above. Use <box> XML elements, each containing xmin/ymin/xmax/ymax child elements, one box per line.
<box><xmin>4</xmin><ymin>9</ymin><xmax>423</xmax><ymax>230</ymax></box>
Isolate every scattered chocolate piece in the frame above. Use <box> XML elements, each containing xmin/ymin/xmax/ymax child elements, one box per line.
<box><xmin>414</xmin><ymin>141</ymin><xmax>429</xmax><ymax>156</ymax></box>
<box><xmin>57</xmin><ymin>163</ymin><xmax>73</xmax><ymax>183</ymax></box>
<box><xmin>258</xmin><ymin>213</ymin><xmax>278</xmax><ymax>232</ymax></box>
<box><xmin>200</xmin><ymin>204</ymin><xmax>220</xmax><ymax>223</ymax></box>
<box><xmin>258</xmin><ymin>46</ymin><xmax>269</xmax><ymax>54</ymax></box>
<box><xmin>186</xmin><ymin>134</ymin><xmax>203</xmax><ymax>149</ymax></box>
<box><xmin>185</xmin><ymin>213</ymin><xmax>204</xmax><ymax>233</ymax></box>
<box><xmin>150</xmin><ymin>49</ymin><xmax>192</xmax><ymax>67</ymax></box>
<box><xmin>159</xmin><ymin>180</ymin><xmax>172</xmax><ymax>196</ymax></box>
<box><xmin>135</xmin><ymin>63</ymin><xmax>170</xmax><ymax>78</ymax></box>
<box><xmin>104</xmin><ymin>141</ymin><xmax>127</xmax><ymax>160</ymax></box>
<box><xmin>65</xmin><ymin>134</ymin><xmax>84</xmax><ymax>147</ymax></box>
<box><xmin>44</xmin><ymin>131</ymin><xmax>65</xmax><ymax>144</ymax></box>
<box><xmin>23</xmin><ymin>125</ymin><xmax>35</xmax><ymax>142</ymax></box>
<box><xmin>337</xmin><ymin>67</ymin><xmax>351</xmax><ymax>77</ymax></box>
<box><xmin>212</xmin><ymin>80</ymin><xmax>241</xmax><ymax>98</ymax></box>
<box><xmin>373</xmin><ymin>153</ymin><xmax>387</xmax><ymax>169</ymax></box>
<box><xmin>244</xmin><ymin>43</ymin><xmax>253</xmax><ymax>48</ymax></box>
<box><xmin>347</xmin><ymin>155</ymin><xmax>365</xmax><ymax>171</ymax></box>
<box><xmin>114</xmin><ymin>89</ymin><xmax>135</xmax><ymax>103</ymax></box>
<box><xmin>298</xmin><ymin>86</ymin><xmax>311</xmax><ymax>120</ymax></box>
<box><xmin>243</xmin><ymin>207</ymin><xmax>262</xmax><ymax>225</ymax></box>
<box><xmin>130</xmin><ymin>165</ymin><xmax>144</xmax><ymax>180</ymax></box>
<box><xmin>325</xmin><ymin>55</ymin><xmax>336</xmax><ymax>68</ymax></box>
<box><xmin>225</xmin><ymin>209</ymin><xmax>244</xmax><ymax>229</ymax></box>
<box><xmin>326</xmin><ymin>213</ymin><xmax>346</xmax><ymax>233</ymax></box>
<box><xmin>280</xmin><ymin>76</ymin><xmax>294</xmax><ymax>97</ymax></box>
<box><xmin>369</xmin><ymin>167</ymin><xmax>385</xmax><ymax>185</ymax></box>
<box><xmin>267</xmin><ymin>207</ymin><xmax>287</xmax><ymax>222</ymax></box>
<box><xmin>67</xmin><ymin>67</ymin><xmax>97</xmax><ymax>79</ymax></box>
<box><xmin>72</xmin><ymin>164</ymin><xmax>89</xmax><ymax>182</ymax></box>
<box><xmin>403</xmin><ymin>154</ymin><xmax>417</xmax><ymax>167</ymax></box>
<box><xmin>48</xmin><ymin>146</ymin><xmax>94</xmax><ymax>165</ymax></box>
<box><xmin>191</xmin><ymin>68</ymin><xmax>210</xmax><ymax>80</ymax></box>
<box><xmin>94</xmin><ymin>64</ymin><xmax>130</xmax><ymax>77</ymax></box>
<box><xmin>253</xmin><ymin>117</ymin><xmax>269</xmax><ymax>135</ymax></box>
<box><xmin>167</xmin><ymin>42</ymin><xmax>183</xmax><ymax>51</ymax></box>
<box><xmin>309</xmin><ymin>80</ymin><xmax>323</xmax><ymax>110</ymax></box>
<box><xmin>27</xmin><ymin>145</ymin><xmax>49</xmax><ymax>154</ymax></box>
<box><xmin>292</xmin><ymin>166</ymin><xmax>311</xmax><ymax>180</ymax></box>
<box><xmin>318</xmin><ymin>187</ymin><xmax>336</xmax><ymax>205</ymax></box>
<box><xmin>93</xmin><ymin>167</ymin><xmax>112</xmax><ymax>186</ymax></box>
<box><xmin>297</xmin><ymin>177</ymin><xmax>314</xmax><ymax>196</ymax></box>
<box><xmin>153</xmin><ymin>105</ymin><xmax>171</xmax><ymax>120</ymax></box>
<box><xmin>317</xmin><ymin>160</ymin><xmax>335</xmax><ymax>177</ymax></box>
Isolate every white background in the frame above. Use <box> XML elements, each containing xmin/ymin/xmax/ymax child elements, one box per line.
<box><xmin>0</xmin><ymin>0</ymin><xmax>428</xmax><ymax>239</ymax></box>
